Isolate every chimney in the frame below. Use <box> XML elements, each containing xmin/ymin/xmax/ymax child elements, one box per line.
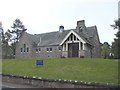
<box><xmin>76</xmin><ymin>20</ymin><xmax>86</xmax><ymax>33</ymax></box>
<box><xmin>59</xmin><ymin>25</ymin><xmax>64</xmax><ymax>33</ymax></box>
<box><xmin>77</xmin><ymin>20</ymin><xmax>85</xmax><ymax>27</ymax></box>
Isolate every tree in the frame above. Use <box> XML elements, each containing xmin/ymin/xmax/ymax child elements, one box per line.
<box><xmin>8</xmin><ymin>19</ymin><xmax>27</xmax><ymax>56</ymax></box>
<box><xmin>101</xmin><ymin>42</ymin><xmax>111</xmax><ymax>59</ymax></box>
<box><xmin>0</xmin><ymin>22</ymin><xmax>13</xmax><ymax>58</ymax></box>
<box><xmin>9</xmin><ymin>18</ymin><xmax>27</xmax><ymax>43</ymax></box>
<box><xmin>111</xmin><ymin>18</ymin><xmax>120</xmax><ymax>59</ymax></box>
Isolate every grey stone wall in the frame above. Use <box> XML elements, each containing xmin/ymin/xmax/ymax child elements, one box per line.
<box><xmin>91</xmin><ymin>27</ymin><xmax>101</xmax><ymax>58</ymax></box>
<box><xmin>16</xmin><ymin>32</ymin><xmax>36</xmax><ymax>59</ymax></box>
<box><xmin>35</xmin><ymin>45</ymin><xmax>62</xmax><ymax>58</ymax></box>
<box><xmin>62</xmin><ymin>51</ymin><xmax>68</xmax><ymax>58</ymax></box>
<box><xmin>2</xmin><ymin>74</ymin><xmax>119</xmax><ymax>88</ymax></box>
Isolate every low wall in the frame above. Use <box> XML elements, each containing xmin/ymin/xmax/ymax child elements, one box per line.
<box><xmin>2</xmin><ymin>74</ymin><xmax>119</xmax><ymax>88</ymax></box>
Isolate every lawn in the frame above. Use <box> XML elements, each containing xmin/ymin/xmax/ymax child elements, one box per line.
<box><xmin>2</xmin><ymin>58</ymin><xmax>119</xmax><ymax>84</ymax></box>
<box><xmin>0</xmin><ymin>59</ymin><xmax>2</xmax><ymax>73</ymax></box>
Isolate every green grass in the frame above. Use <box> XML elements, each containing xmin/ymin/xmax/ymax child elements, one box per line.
<box><xmin>0</xmin><ymin>59</ymin><xmax>2</xmax><ymax>73</ymax></box>
<box><xmin>2</xmin><ymin>58</ymin><xmax>119</xmax><ymax>84</ymax></box>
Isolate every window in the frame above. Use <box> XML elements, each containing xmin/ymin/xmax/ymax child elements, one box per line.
<box><xmin>23</xmin><ymin>44</ymin><xmax>26</xmax><ymax>52</ymax></box>
<box><xmin>50</xmin><ymin>48</ymin><xmax>52</xmax><ymax>52</ymax></box>
<box><xmin>70</xmin><ymin>34</ymin><xmax>73</xmax><ymax>41</ymax></box>
<box><xmin>46</xmin><ymin>48</ymin><xmax>49</xmax><ymax>51</ymax></box>
<box><xmin>46</xmin><ymin>48</ymin><xmax>52</xmax><ymax>52</ymax></box>
<box><xmin>74</xmin><ymin>35</ymin><xmax>76</xmax><ymax>40</ymax></box>
<box><xmin>39</xmin><ymin>48</ymin><xmax>41</xmax><ymax>52</ymax></box>
<box><xmin>36</xmin><ymin>49</ymin><xmax>38</xmax><ymax>51</ymax></box>
<box><xmin>58</xmin><ymin>47</ymin><xmax>62</xmax><ymax>51</ymax></box>
<box><xmin>27</xmin><ymin>47</ymin><xmax>29</xmax><ymax>52</ymax></box>
<box><xmin>21</xmin><ymin>48</ymin><xmax>23</xmax><ymax>53</ymax></box>
<box><xmin>81</xmin><ymin>42</ymin><xmax>83</xmax><ymax>50</ymax></box>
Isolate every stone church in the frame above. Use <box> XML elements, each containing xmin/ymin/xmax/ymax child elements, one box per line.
<box><xmin>16</xmin><ymin>20</ymin><xmax>101</xmax><ymax>58</ymax></box>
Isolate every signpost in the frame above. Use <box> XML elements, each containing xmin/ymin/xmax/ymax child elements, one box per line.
<box><xmin>36</xmin><ymin>50</ymin><xmax>44</xmax><ymax>66</ymax></box>
<box><xmin>36</xmin><ymin>60</ymin><xmax>44</xmax><ymax>66</ymax></box>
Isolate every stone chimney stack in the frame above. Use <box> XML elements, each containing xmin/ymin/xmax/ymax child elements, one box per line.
<box><xmin>76</xmin><ymin>20</ymin><xmax>86</xmax><ymax>33</ymax></box>
<box><xmin>76</xmin><ymin>20</ymin><xmax>88</xmax><ymax>38</ymax></box>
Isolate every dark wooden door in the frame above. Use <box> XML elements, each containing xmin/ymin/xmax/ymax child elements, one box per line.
<box><xmin>68</xmin><ymin>43</ymin><xmax>79</xmax><ymax>57</ymax></box>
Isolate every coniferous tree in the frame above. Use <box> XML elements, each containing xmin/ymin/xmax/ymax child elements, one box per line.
<box><xmin>9</xmin><ymin>18</ymin><xmax>27</xmax><ymax>42</ymax></box>
<box><xmin>8</xmin><ymin>19</ymin><xmax>27</xmax><ymax>56</ymax></box>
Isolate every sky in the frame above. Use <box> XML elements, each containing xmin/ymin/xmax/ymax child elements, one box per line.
<box><xmin>0</xmin><ymin>0</ymin><xmax>119</xmax><ymax>45</ymax></box>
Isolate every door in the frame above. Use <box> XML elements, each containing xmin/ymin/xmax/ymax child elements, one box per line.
<box><xmin>68</xmin><ymin>43</ymin><xmax>79</xmax><ymax>57</ymax></box>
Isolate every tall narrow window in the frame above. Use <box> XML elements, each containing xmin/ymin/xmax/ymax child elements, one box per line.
<box><xmin>23</xmin><ymin>44</ymin><xmax>26</xmax><ymax>52</ymax></box>
<box><xmin>70</xmin><ymin>34</ymin><xmax>73</xmax><ymax>41</ymax></box>
<box><xmin>46</xmin><ymin>48</ymin><xmax>49</xmax><ymax>52</ymax></box>
<box><xmin>21</xmin><ymin>48</ymin><xmax>23</xmax><ymax>53</ymax></box>
<box><xmin>81</xmin><ymin>42</ymin><xmax>83</xmax><ymax>50</ymax></box>
<box><xmin>50</xmin><ymin>48</ymin><xmax>52</xmax><ymax>52</ymax></box>
<box><xmin>27</xmin><ymin>47</ymin><xmax>29</xmax><ymax>52</ymax></box>
<box><xmin>74</xmin><ymin>35</ymin><xmax>76</xmax><ymax>40</ymax></box>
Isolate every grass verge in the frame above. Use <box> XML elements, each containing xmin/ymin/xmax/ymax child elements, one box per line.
<box><xmin>2</xmin><ymin>58</ymin><xmax>119</xmax><ymax>84</ymax></box>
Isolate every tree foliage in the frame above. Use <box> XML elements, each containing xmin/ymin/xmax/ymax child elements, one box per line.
<box><xmin>101</xmin><ymin>42</ymin><xmax>111</xmax><ymax>59</ymax></box>
<box><xmin>9</xmin><ymin>18</ymin><xmax>27</xmax><ymax>42</ymax></box>
<box><xmin>0</xmin><ymin>19</ymin><xmax>27</xmax><ymax>58</ymax></box>
<box><xmin>8</xmin><ymin>18</ymin><xmax>27</xmax><ymax>56</ymax></box>
<box><xmin>0</xmin><ymin>23</ymin><xmax>13</xmax><ymax>58</ymax></box>
<box><xmin>111</xmin><ymin>18</ymin><xmax>120</xmax><ymax>59</ymax></box>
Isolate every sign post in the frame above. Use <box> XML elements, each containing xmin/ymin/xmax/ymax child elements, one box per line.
<box><xmin>36</xmin><ymin>60</ymin><xmax>44</xmax><ymax>66</ymax></box>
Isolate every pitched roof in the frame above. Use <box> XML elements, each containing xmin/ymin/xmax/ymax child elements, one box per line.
<box><xmin>31</xmin><ymin>30</ymin><xmax>71</xmax><ymax>46</ymax></box>
<box><xmin>86</xmin><ymin>26</ymin><xmax>99</xmax><ymax>45</ymax></box>
<box><xmin>25</xmin><ymin>26</ymin><xmax>97</xmax><ymax>46</ymax></box>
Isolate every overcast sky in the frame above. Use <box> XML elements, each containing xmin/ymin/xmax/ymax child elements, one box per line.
<box><xmin>0</xmin><ymin>0</ymin><xmax>119</xmax><ymax>45</ymax></box>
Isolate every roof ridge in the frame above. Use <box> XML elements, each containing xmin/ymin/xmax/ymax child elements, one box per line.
<box><xmin>33</xmin><ymin>29</ymin><xmax>75</xmax><ymax>36</ymax></box>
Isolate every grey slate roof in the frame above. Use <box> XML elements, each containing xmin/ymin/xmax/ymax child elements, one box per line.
<box><xmin>29</xmin><ymin>30</ymin><xmax>71</xmax><ymax>46</ymax></box>
<box><xmin>86</xmin><ymin>26</ymin><xmax>98</xmax><ymax>45</ymax></box>
<box><xmin>26</xmin><ymin>26</ymin><xmax>97</xmax><ymax>47</ymax></box>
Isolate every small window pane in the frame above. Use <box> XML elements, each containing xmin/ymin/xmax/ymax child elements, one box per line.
<box><xmin>36</xmin><ymin>49</ymin><xmax>38</xmax><ymax>52</ymax></box>
<box><xmin>50</xmin><ymin>48</ymin><xmax>52</xmax><ymax>51</ymax></box>
<box><xmin>27</xmin><ymin>47</ymin><xmax>29</xmax><ymax>52</ymax></box>
<box><xmin>81</xmin><ymin>42</ymin><xmax>83</xmax><ymax>50</ymax></box>
<box><xmin>46</xmin><ymin>48</ymin><xmax>49</xmax><ymax>51</ymax></box>
<box><xmin>21</xmin><ymin>48</ymin><xmax>23</xmax><ymax>52</ymax></box>
<box><xmin>23</xmin><ymin>44</ymin><xmax>26</xmax><ymax>52</ymax></box>
<box><xmin>39</xmin><ymin>48</ymin><xmax>41</xmax><ymax>51</ymax></box>
<box><xmin>58</xmin><ymin>47</ymin><xmax>62</xmax><ymax>51</ymax></box>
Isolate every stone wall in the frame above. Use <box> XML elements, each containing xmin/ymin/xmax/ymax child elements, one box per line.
<box><xmin>16</xmin><ymin>32</ymin><xmax>35</xmax><ymax>59</ymax></box>
<box><xmin>2</xmin><ymin>74</ymin><xmax>119</xmax><ymax>88</ymax></box>
<box><xmin>36</xmin><ymin>46</ymin><xmax>62</xmax><ymax>58</ymax></box>
<box><xmin>62</xmin><ymin>51</ymin><xmax>68</xmax><ymax>58</ymax></box>
<box><xmin>36</xmin><ymin>51</ymin><xmax>62</xmax><ymax>58</ymax></box>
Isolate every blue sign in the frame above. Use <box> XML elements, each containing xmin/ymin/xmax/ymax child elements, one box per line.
<box><xmin>36</xmin><ymin>60</ymin><xmax>44</xmax><ymax>66</ymax></box>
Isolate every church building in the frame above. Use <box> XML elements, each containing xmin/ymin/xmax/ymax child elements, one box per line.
<box><xmin>16</xmin><ymin>20</ymin><xmax>101</xmax><ymax>58</ymax></box>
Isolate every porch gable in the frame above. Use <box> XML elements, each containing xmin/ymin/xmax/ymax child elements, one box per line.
<box><xmin>60</xmin><ymin>30</ymin><xmax>86</xmax><ymax>46</ymax></box>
